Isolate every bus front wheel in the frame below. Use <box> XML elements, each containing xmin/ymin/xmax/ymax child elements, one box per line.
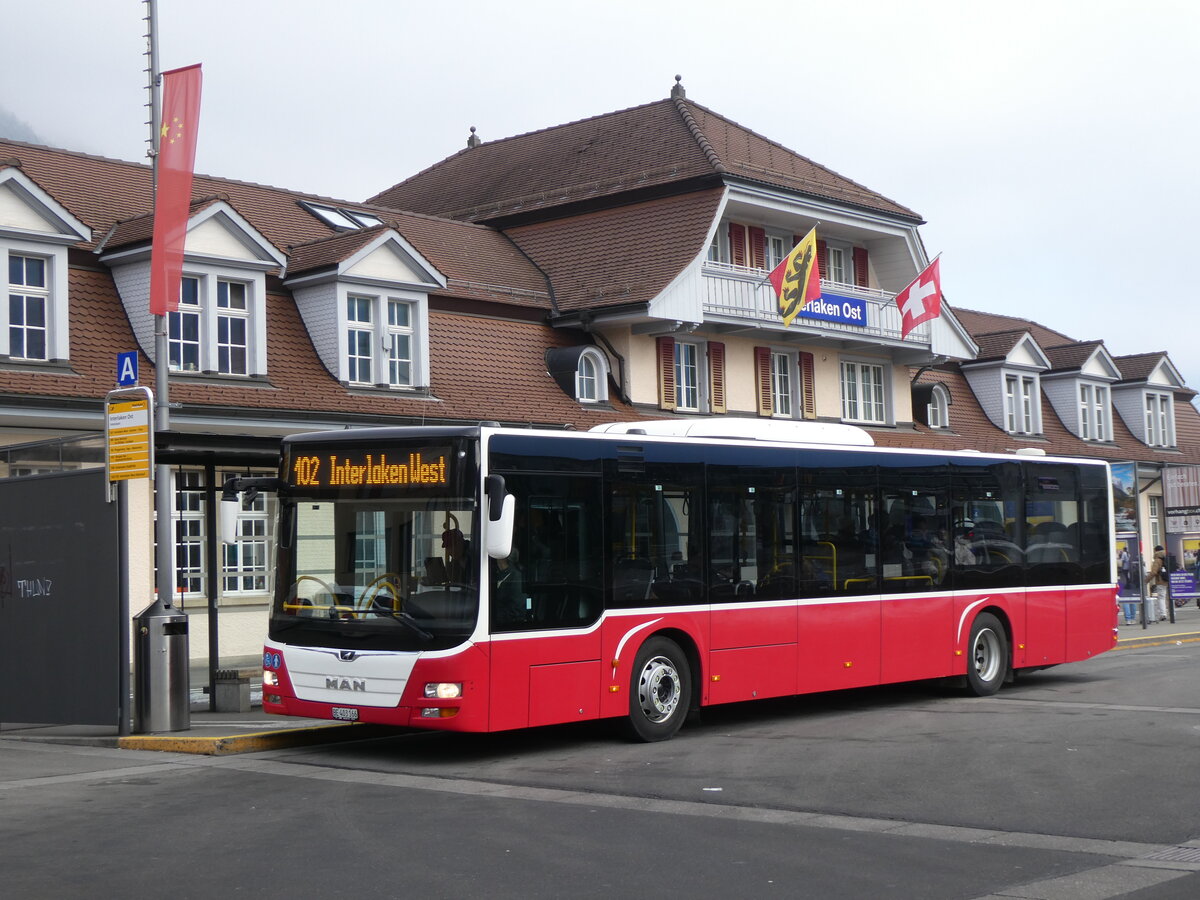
<box><xmin>966</xmin><ymin>612</ymin><xmax>1008</xmax><ymax>696</ymax></box>
<box><xmin>624</xmin><ymin>637</ymin><xmax>691</xmax><ymax>742</ymax></box>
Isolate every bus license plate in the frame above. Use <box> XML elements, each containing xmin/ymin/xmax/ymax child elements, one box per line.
<box><xmin>332</xmin><ymin>707</ymin><xmax>359</xmax><ymax>721</ymax></box>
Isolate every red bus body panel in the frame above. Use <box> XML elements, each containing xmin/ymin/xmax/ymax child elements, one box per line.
<box><xmin>264</xmin><ymin>584</ymin><xmax>1117</xmax><ymax>733</ymax></box>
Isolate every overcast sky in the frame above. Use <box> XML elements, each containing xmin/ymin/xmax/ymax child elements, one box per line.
<box><xmin>4</xmin><ymin>0</ymin><xmax>1197</xmax><ymax>403</ymax></box>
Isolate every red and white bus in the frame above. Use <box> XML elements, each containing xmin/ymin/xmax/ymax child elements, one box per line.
<box><xmin>241</xmin><ymin>420</ymin><xmax>1117</xmax><ymax>741</ymax></box>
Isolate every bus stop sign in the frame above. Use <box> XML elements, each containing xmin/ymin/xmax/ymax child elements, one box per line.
<box><xmin>117</xmin><ymin>351</ymin><xmax>138</xmax><ymax>386</ymax></box>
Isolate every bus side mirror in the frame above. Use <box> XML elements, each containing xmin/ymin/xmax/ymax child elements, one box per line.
<box><xmin>219</xmin><ymin>492</ymin><xmax>241</xmax><ymax>545</ymax></box>
<box><xmin>484</xmin><ymin>474</ymin><xmax>515</xmax><ymax>560</ymax></box>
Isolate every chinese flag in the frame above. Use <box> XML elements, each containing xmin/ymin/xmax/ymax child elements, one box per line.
<box><xmin>768</xmin><ymin>226</ymin><xmax>821</xmax><ymax>327</ymax></box>
<box><xmin>895</xmin><ymin>258</ymin><xmax>942</xmax><ymax>339</ymax></box>
<box><xmin>149</xmin><ymin>64</ymin><xmax>202</xmax><ymax>316</ymax></box>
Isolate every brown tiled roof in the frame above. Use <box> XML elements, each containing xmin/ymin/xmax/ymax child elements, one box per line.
<box><xmin>1112</xmin><ymin>352</ymin><xmax>1168</xmax><ymax>382</ymax></box>
<box><xmin>0</xmin><ymin>267</ymin><xmax>632</xmax><ymax>427</ymax></box>
<box><xmin>367</xmin><ymin>98</ymin><xmax>920</xmax><ymax>223</ymax></box>
<box><xmin>953</xmin><ymin>308</ymin><xmax>1074</xmax><ymax>348</ymax></box>
<box><xmin>969</xmin><ymin>330</ymin><xmax>1028</xmax><ymax>362</ymax></box>
<box><xmin>880</xmin><ymin>367</ymin><xmax>1200</xmax><ymax>464</ymax></box>
<box><xmin>504</xmin><ymin>189</ymin><xmax>724</xmax><ymax>312</ymax></box>
<box><xmin>286</xmin><ymin>225</ymin><xmax>393</xmax><ymax>275</ymax></box>
<box><xmin>100</xmin><ymin>196</ymin><xmax>227</xmax><ymax>252</ymax></box>
<box><xmin>0</xmin><ymin>139</ymin><xmax>548</xmax><ymax>308</ymax></box>
<box><xmin>1042</xmin><ymin>340</ymin><xmax>1104</xmax><ymax>373</ymax></box>
<box><xmin>683</xmin><ymin>103</ymin><xmax>919</xmax><ymax>219</ymax></box>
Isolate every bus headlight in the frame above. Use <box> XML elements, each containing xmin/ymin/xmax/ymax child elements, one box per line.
<box><xmin>424</xmin><ymin>682</ymin><xmax>462</xmax><ymax>699</ymax></box>
<box><xmin>263</xmin><ymin>670</ymin><xmax>280</xmax><ymax>687</ymax></box>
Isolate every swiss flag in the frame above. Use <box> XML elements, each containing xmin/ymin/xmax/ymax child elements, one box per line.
<box><xmin>895</xmin><ymin>258</ymin><xmax>942</xmax><ymax>339</ymax></box>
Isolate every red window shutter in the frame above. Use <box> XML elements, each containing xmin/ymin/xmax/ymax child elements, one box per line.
<box><xmin>817</xmin><ymin>240</ymin><xmax>827</xmax><ymax>275</ymax></box>
<box><xmin>709</xmin><ymin>341</ymin><xmax>726</xmax><ymax>414</ymax></box>
<box><xmin>853</xmin><ymin>247</ymin><xmax>869</xmax><ymax>288</ymax></box>
<box><xmin>754</xmin><ymin>346</ymin><xmax>773</xmax><ymax>417</ymax></box>
<box><xmin>800</xmin><ymin>351</ymin><xmax>815</xmax><ymax>419</ymax></box>
<box><xmin>657</xmin><ymin>336</ymin><xmax>677</xmax><ymax>411</ymax></box>
<box><xmin>728</xmin><ymin>223</ymin><xmax>747</xmax><ymax>267</ymax></box>
<box><xmin>749</xmin><ymin>227</ymin><xmax>766</xmax><ymax>270</ymax></box>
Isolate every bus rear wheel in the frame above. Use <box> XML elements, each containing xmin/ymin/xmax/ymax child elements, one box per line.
<box><xmin>966</xmin><ymin>612</ymin><xmax>1008</xmax><ymax>696</ymax></box>
<box><xmin>624</xmin><ymin>637</ymin><xmax>691</xmax><ymax>742</ymax></box>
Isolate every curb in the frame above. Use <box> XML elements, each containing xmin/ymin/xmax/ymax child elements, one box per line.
<box><xmin>1115</xmin><ymin>631</ymin><xmax>1200</xmax><ymax>651</ymax></box>
<box><xmin>116</xmin><ymin>723</ymin><xmax>398</xmax><ymax>755</ymax></box>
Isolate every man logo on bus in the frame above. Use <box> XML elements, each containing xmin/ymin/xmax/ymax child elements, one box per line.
<box><xmin>326</xmin><ymin>678</ymin><xmax>366</xmax><ymax>692</ymax></box>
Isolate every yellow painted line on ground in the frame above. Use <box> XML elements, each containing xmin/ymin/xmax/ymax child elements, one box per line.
<box><xmin>117</xmin><ymin>723</ymin><xmax>394</xmax><ymax>755</ymax></box>
<box><xmin>1115</xmin><ymin>630</ymin><xmax>1200</xmax><ymax>651</ymax></box>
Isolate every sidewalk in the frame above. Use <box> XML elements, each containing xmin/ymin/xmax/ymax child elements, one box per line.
<box><xmin>1116</xmin><ymin>594</ymin><xmax>1200</xmax><ymax>648</ymax></box>
<box><xmin>1</xmin><ymin>654</ymin><xmax>398</xmax><ymax>756</ymax></box>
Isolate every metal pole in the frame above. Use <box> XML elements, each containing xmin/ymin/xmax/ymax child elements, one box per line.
<box><xmin>146</xmin><ymin>0</ymin><xmax>176</xmax><ymax>613</ymax></box>
<box><xmin>117</xmin><ymin>479</ymin><xmax>131</xmax><ymax>736</ymax></box>
<box><xmin>205</xmin><ymin>462</ymin><xmax>219</xmax><ymax>711</ymax></box>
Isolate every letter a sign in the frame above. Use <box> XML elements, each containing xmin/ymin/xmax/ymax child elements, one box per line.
<box><xmin>117</xmin><ymin>351</ymin><xmax>139</xmax><ymax>387</ymax></box>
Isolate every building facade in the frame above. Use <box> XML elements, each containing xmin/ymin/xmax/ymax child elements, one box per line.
<box><xmin>2</xmin><ymin>79</ymin><xmax>1197</xmax><ymax>674</ymax></box>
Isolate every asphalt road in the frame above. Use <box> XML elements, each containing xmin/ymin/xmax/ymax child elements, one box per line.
<box><xmin>4</xmin><ymin>640</ymin><xmax>1200</xmax><ymax>899</ymax></box>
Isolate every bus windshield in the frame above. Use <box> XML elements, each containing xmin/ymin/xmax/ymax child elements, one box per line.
<box><xmin>269</xmin><ymin>435</ymin><xmax>479</xmax><ymax>652</ymax></box>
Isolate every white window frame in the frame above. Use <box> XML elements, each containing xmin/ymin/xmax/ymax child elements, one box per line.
<box><xmin>841</xmin><ymin>359</ymin><xmax>887</xmax><ymax>424</ymax></box>
<box><xmin>167</xmin><ymin>271</ymin><xmax>262</xmax><ymax>376</ymax></box>
<box><xmin>346</xmin><ymin>294</ymin><xmax>375</xmax><ymax>384</ymax></box>
<box><xmin>337</xmin><ymin>284</ymin><xmax>429</xmax><ymax>389</ymax></box>
<box><xmin>216</xmin><ymin>280</ymin><xmax>250</xmax><ymax>376</ymax></box>
<box><xmin>771</xmin><ymin>350</ymin><xmax>796</xmax><ymax>418</ymax></box>
<box><xmin>928</xmin><ymin>383</ymin><xmax>950</xmax><ymax>429</ymax></box>
<box><xmin>1004</xmin><ymin>373</ymin><xmax>1039</xmax><ymax>435</ymax></box>
<box><xmin>220</xmin><ymin>468</ymin><xmax>272</xmax><ymax>595</ymax></box>
<box><xmin>1079</xmin><ymin>382</ymin><xmax>1111</xmax><ymax>441</ymax></box>
<box><xmin>1148</xmin><ymin>495</ymin><xmax>1162</xmax><ymax>549</ymax></box>
<box><xmin>1144</xmin><ymin>391</ymin><xmax>1175</xmax><ymax>447</ymax></box>
<box><xmin>386</xmin><ymin>298</ymin><xmax>414</xmax><ymax>387</ymax></box>
<box><xmin>675</xmin><ymin>341</ymin><xmax>705</xmax><ymax>412</ymax></box>
<box><xmin>765</xmin><ymin>233</ymin><xmax>790</xmax><ymax>271</ymax></box>
<box><xmin>575</xmin><ymin>347</ymin><xmax>609</xmax><ymax>403</ymax></box>
<box><xmin>7</xmin><ymin>252</ymin><xmax>49</xmax><ymax>361</ymax></box>
<box><xmin>823</xmin><ymin>239</ymin><xmax>852</xmax><ymax>286</ymax></box>
<box><xmin>1</xmin><ymin>242</ymin><xmax>69</xmax><ymax>362</ymax></box>
<box><xmin>170</xmin><ymin>468</ymin><xmax>275</xmax><ymax>602</ymax></box>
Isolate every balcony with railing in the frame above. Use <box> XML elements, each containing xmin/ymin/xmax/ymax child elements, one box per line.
<box><xmin>701</xmin><ymin>261</ymin><xmax>929</xmax><ymax>345</ymax></box>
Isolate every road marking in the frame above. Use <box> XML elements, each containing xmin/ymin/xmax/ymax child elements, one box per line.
<box><xmin>984</xmin><ymin>697</ymin><xmax>1200</xmax><ymax>716</ymax></box>
<box><xmin>206</xmin><ymin>755</ymin><xmax>1198</xmax><ymax>871</ymax></box>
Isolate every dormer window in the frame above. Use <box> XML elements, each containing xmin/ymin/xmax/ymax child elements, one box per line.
<box><xmin>1005</xmin><ymin>374</ymin><xmax>1038</xmax><ymax>434</ymax></box>
<box><xmin>1144</xmin><ymin>392</ymin><xmax>1175</xmax><ymax>447</ymax></box>
<box><xmin>928</xmin><ymin>383</ymin><xmax>950</xmax><ymax>429</ymax></box>
<box><xmin>167</xmin><ymin>274</ymin><xmax>258</xmax><ymax>375</ymax></box>
<box><xmin>1079</xmin><ymin>383</ymin><xmax>1111</xmax><ymax>441</ymax></box>
<box><xmin>8</xmin><ymin>253</ymin><xmax>48</xmax><ymax>360</ymax></box>
<box><xmin>575</xmin><ymin>348</ymin><xmax>609</xmax><ymax>403</ymax></box>
<box><xmin>342</xmin><ymin>291</ymin><xmax>424</xmax><ymax>388</ymax></box>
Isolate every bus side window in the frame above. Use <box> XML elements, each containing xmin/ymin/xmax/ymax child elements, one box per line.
<box><xmin>492</xmin><ymin>474</ymin><xmax>604</xmax><ymax>631</ymax></box>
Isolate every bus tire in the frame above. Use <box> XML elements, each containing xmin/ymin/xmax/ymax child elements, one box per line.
<box><xmin>624</xmin><ymin>637</ymin><xmax>691</xmax><ymax>742</ymax></box>
<box><xmin>966</xmin><ymin>612</ymin><xmax>1008</xmax><ymax>697</ymax></box>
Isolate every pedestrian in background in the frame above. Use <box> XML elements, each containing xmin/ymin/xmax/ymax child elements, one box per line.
<box><xmin>1118</xmin><ymin>545</ymin><xmax>1136</xmax><ymax>625</ymax></box>
<box><xmin>1145</xmin><ymin>545</ymin><xmax>1169</xmax><ymax>622</ymax></box>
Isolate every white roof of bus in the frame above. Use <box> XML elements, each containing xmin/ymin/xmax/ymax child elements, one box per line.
<box><xmin>588</xmin><ymin>418</ymin><xmax>875</xmax><ymax>446</ymax></box>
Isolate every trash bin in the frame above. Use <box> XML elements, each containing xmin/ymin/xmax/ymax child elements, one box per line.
<box><xmin>134</xmin><ymin>599</ymin><xmax>190</xmax><ymax>733</ymax></box>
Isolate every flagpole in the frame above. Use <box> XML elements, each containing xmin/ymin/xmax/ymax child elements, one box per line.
<box><xmin>146</xmin><ymin>0</ymin><xmax>176</xmax><ymax>614</ymax></box>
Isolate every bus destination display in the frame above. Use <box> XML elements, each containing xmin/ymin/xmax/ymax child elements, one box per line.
<box><xmin>291</xmin><ymin>450</ymin><xmax>448</xmax><ymax>488</ymax></box>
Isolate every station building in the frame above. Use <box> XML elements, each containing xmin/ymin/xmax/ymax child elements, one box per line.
<box><xmin>1</xmin><ymin>78</ymin><xmax>1196</xmax><ymax>677</ymax></box>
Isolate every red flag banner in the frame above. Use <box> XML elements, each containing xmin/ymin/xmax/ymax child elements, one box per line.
<box><xmin>895</xmin><ymin>257</ymin><xmax>942</xmax><ymax>339</ymax></box>
<box><xmin>149</xmin><ymin>64</ymin><xmax>202</xmax><ymax>316</ymax></box>
<box><xmin>768</xmin><ymin>226</ymin><xmax>821</xmax><ymax>327</ymax></box>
